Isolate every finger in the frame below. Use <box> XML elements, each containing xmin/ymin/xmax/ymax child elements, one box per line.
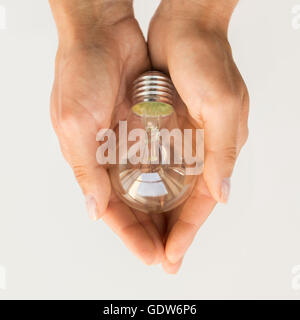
<box><xmin>237</xmin><ymin>89</ymin><xmax>250</xmax><ymax>152</ymax></box>
<box><xmin>164</xmin><ymin>204</ymin><xmax>184</xmax><ymax>243</ymax></box>
<box><xmin>165</xmin><ymin>177</ymin><xmax>216</xmax><ymax>264</ymax></box>
<box><xmin>150</xmin><ymin>212</ymin><xmax>167</xmax><ymax>241</ymax></box>
<box><xmin>102</xmin><ymin>199</ymin><xmax>157</xmax><ymax>266</ymax></box>
<box><xmin>203</xmin><ymin>88</ymin><xmax>249</xmax><ymax>203</ymax></box>
<box><xmin>162</xmin><ymin>256</ymin><xmax>183</xmax><ymax>275</ymax></box>
<box><xmin>134</xmin><ymin>211</ymin><xmax>165</xmax><ymax>264</ymax></box>
<box><xmin>202</xmin><ymin>95</ymin><xmax>240</xmax><ymax>203</ymax></box>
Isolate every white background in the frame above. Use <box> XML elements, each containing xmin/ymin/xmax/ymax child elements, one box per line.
<box><xmin>0</xmin><ymin>0</ymin><xmax>300</xmax><ymax>299</ymax></box>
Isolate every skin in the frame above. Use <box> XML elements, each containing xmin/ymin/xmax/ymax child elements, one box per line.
<box><xmin>49</xmin><ymin>0</ymin><xmax>249</xmax><ymax>274</ymax></box>
<box><xmin>148</xmin><ymin>0</ymin><xmax>249</xmax><ymax>270</ymax></box>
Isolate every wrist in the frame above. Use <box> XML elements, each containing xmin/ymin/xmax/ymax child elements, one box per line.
<box><xmin>157</xmin><ymin>0</ymin><xmax>238</xmax><ymax>35</ymax></box>
<box><xmin>49</xmin><ymin>0</ymin><xmax>134</xmax><ymax>46</ymax></box>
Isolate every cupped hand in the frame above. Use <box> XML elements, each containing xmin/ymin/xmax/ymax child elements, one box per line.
<box><xmin>148</xmin><ymin>0</ymin><xmax>249</xmax><ymax>272</ymax></box>
<box><xmin>50</xmin><ymin>0</ymin><xmax>249</xmax><ymax>274</ymax></box>
<box><xmin>50</xmin><ymin>11</ymin><xmax>165</xmax><ymax>266</ymax></box>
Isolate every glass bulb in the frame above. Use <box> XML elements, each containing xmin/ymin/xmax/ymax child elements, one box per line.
<box><xmin>109</xmin><ymin>71</ymin><xmax>203</xmax><ymax>213</ymax></box>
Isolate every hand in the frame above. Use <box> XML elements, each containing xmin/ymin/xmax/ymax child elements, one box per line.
<box><xmin>50</xmin><ymin>0</ymin><xmax>164</xmax><ymax>266</ymax></box>
<box><xmin>148</xmin><ymin>0</ymin><xmax>249</xmax><ymax>271</ymax></box>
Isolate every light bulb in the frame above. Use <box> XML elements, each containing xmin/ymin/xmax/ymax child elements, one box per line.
<box><xmin>109</xmin><ymin>71</ymin><xmax>203</xmax><ymax>213</ymax></box>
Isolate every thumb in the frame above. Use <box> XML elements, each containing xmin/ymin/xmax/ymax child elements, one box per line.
<box><xmin>52</xmin><ymin>104</ymin><xmax>111</xmax><ymax>221</ymax></box>
<box><xmin>202</xmin><ymin>97</ymin><xmax>240</xmax><ymax>203</ymax></box>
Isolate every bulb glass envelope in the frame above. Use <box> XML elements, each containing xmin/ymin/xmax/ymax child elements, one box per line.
<box><xmin>109</xmin><ymin>102</ymin><xmax>203</xmax><ymax>213</ymax></box>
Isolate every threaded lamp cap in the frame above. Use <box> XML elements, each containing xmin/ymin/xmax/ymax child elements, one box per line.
<box><xmin>132</xmin><ymin>71</ymin><xmax>174</xmax><ymax>106</ymax></box>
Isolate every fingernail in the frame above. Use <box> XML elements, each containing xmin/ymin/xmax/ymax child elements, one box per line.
<box><xmin>163</xmin><ymin>257</ymin><xmax>183</xmax><ymax>275</ymax></box>
<box><xmin>221</xmin><ymin>178</ymin><xmax>231</xmax><ymax>203</ymax></box>
<box><xmin>85</xmin><ymin>195</ymin><xmax>99</xmax><ymax>221</ymax></box>
<box><xmin>166</xmin><ymin>253</ymin><xmax>181</xmax><ymax>265</ymax></box>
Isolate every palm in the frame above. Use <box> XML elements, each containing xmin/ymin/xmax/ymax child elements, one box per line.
<box><xmin>147</xmin><ymin>14</ymin><xmax>220</xmax><ymax>269</ymax></box>
<box><xmin>51</xmin><ymin>18</ymin><xmax>165</xmax><ymax>265</ymax></box>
